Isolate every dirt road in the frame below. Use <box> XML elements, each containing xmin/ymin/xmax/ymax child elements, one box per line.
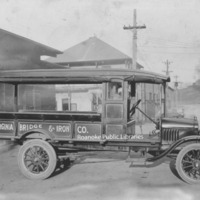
<box><xmin>0</xmin><ymin>143</ymin><xmax>200</xmax><ymax>200</ymax></box>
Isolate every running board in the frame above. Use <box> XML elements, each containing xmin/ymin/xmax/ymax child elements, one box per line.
<box><xmin>128</xmin><ymin>157</ymin><xmax>166</xmax><ymax>168</ymax></box>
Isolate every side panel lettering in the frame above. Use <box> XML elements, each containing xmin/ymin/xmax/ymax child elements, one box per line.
<box><xmin>75</xmin><ymin>123</ymin><xmax>101</xmax><ymax>140</ymax></box>
<box><xmin>18</xmin><ymin>122</ymin><xmax>72</xmax><ymax>138</ymax></box>
<box><xmin>0</xmin><ymin>121</ymin><xmax>15</xmax><ymax>136</ymax></box>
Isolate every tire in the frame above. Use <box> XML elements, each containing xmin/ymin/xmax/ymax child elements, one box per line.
<box><xmin>176</xmin><ymin>143</ymin><xmax>200</xmax><ymax>184</ymax></box>
<box><xmin>18</xmin><ymin>139</ymin><xmax>57</xmax><ymax>180</ymax></box>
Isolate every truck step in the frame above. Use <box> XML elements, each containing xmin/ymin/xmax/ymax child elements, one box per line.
<box><xmin>129</xmin><ymin>160</ymin><xmax>152</xmax><ymax>168</ymax></box>
<box><xmin>128</xmin><ymin>158</ymin><xmax>163</xmax><ymax>168</ymax></box>
<box><xmin>127</xmin><ymin>158</ymin><xmax>146</xmax><ymax>167</ymax></box>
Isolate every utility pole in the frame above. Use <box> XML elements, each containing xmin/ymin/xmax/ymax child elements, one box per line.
<box><xmin>174</xmin><ymin>75</ymin><xmax>179</xmax><ymax>87</ymax></box>
<box><xmin>123</xmin><ymin>9</ymin><xmax>146</xmax><ymax>129</ymax></box>
<box><xmin>163</xmin><ymin>60</ymin><xmax>173</xmax><ymax>76</ymax></box>
<box><xmin>123</xmin><ymin>9</ymin><xmax>146</xmax><ymax>69</ymax></box>
<box><xmin>174</xmin><ymin>75</ymin><xmax>181</xmax><ymax>108</ymax></box>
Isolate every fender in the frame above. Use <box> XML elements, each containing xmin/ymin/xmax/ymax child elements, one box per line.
<box><xmin>19</xmin><ymin>128</ymin><xmax>55</xmax><ymax>141</ymax></box>
<box><xmin>147</xmin><ymin>135</ymin><xmax>200</xmax><ymax>162</ymax></box>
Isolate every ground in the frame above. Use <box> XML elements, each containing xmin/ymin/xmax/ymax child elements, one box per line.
<box><xmin>1</xmin><ymin>144</ymin><xmax>200</xmax><ymax>200</ymax></box>
<box><xmin>1</xmin><ymin>104</ymin><xmax>200</xmax><ymax>200</ymax></box>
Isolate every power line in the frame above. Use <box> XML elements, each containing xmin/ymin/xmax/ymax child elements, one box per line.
<box><xmin>140</xmin><ymin>50</ymin><xmax>200</xmax><ymax>55</ymax></box>
<box><xmin>149</xmin><ymin>37</ymin><xmax>200</xmax><ymax>47</ymax></box>
<box><xmin>138</xmin><ymin>45</ymin><xmax>200</xmax><ymax>49</ymax></box>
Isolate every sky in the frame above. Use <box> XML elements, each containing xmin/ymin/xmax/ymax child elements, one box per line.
<box><xmin>0</xmin><ymin>0</ymin><xmax>200</xmax><ymax>87</ymax></box>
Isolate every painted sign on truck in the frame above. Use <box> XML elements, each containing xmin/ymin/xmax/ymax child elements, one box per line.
<box><xmin>75</xmin><ymin>123</ymin><xmax>101</xmax><ymax>140</ymax></box>
<box><xmin>18</xmin><ymin>122</ymin><xmax>72</xmax><ymax>138</ymax></box>
<box><xmin>0</xmin><ymin>121</ymin><xmax>15</xmax><ymax>136</ymax></box>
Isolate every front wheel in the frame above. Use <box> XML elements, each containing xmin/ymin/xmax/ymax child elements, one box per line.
<box><xmin>18</xmin><ymin>139</ymin><xmax>57</xmax><ymax>180</ymax></box>
<box><xmin>176</xmin><ymin>143</ymin><xmax>200</xmax><ymax>184</ymax></box>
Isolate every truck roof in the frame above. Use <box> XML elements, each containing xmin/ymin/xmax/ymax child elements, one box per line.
<box><xmin>0</xmin><ymin>68</ymin><xmax>170</xmax><ymax>84</ymax></box>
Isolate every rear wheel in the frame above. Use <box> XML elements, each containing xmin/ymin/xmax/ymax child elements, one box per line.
<box><xmin>176</xmin><ymin>143</ymin><xmax>200</xmax><ymax>184</ymax></box>
<box><xmin>18</xmin><ymin>139</ymin><xmax>57</xmax><ymax>180</ymax></box>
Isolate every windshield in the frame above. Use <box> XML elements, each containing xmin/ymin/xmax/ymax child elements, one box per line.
<box><xmin>128</xmin><ymin>82</ymin><xmax>164</xmax><ymax>121</ymax></box>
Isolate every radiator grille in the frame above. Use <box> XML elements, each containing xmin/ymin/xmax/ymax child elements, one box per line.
<box><xmin>162</xmin><ymin>128</ymin><xmax>180</xmax><ymax>142</ymax></box>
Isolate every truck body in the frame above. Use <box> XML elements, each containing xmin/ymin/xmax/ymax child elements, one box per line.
<box><xmin>0</xmin><ymin>68</ymin><xmax>199</xmax><ymax>184</ymax></box>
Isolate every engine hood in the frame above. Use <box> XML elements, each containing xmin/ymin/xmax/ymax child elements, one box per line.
<box><xmin>161</xmin><ymin>117</ymin><xmax>198</xmax><ymax>129</ymax></box>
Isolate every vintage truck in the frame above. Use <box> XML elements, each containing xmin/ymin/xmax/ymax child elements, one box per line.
<box><xmin>0</xmin><ymin>68</ymin><xmax>199</xmax><ymax>184</ymax></box>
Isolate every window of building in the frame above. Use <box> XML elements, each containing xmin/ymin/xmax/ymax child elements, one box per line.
<box><xmin>62</xmin><ymin>98</ymin><xmax>70</xmax><ymax>111</ymax></box>
<box><xmin>70</xmin><ymin>103</ymin><xmax>77</xmax><ymax>111</ymax></box>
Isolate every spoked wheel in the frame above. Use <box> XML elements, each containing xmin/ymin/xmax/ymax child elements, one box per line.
<box><xmin>176</xmin><ymin>143</ymin><xmax>200</xmax><ymax>184</ymax></box>
<box><xmin>18</xmin><ymin>139</ymin><xmax>57</xmax><ymax>180</ymax></box>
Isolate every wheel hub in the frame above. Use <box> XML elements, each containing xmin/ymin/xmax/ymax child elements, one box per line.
<box><xmin>193</xmin><ymin>160</ymin><xmax>200</xmax><ymax>169</ymax></box>
<box><xmin>33</xmin><ymin>156</ymin><xmax>41</xmax><ymax>163</ymax></box>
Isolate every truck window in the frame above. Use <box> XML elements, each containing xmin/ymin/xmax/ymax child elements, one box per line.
<box><xmin>18</xmin><ymin>84</ymin><xmax>102</xmax><ymax>112</ymax></box>
<box><xmin>0</xmin><ymin>83</ymin><xmax>15</xmax><ymax>112</ymax></box>
<box><xmin>107</xmin><ymin>82</ymin><xmax>122</xmax><ymax>100</ymax></box>
<box><xmin>127</xmin><ymin>82</ymin><xmax>163</xmax><ymax>121</ymax></box>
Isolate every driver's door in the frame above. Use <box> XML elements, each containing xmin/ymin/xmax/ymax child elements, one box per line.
<box><xmin>102</xmin><ymin>80</ymin><xmax>127</xmax><ymax>139</ymax></box>
<box><xmin>127</xmin><ymin>81</ymin><xmax>136</xmax><ymax>135</ymax></box>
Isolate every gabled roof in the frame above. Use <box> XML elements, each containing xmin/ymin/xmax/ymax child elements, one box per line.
<box><xmin>0</xmin><ymin>28</ymin><xmax>62</xmax><ymax>57</ymax></box>
<box><xmin>47</xmin><ymin>36</ymin><xmax>130</xmax><ymax>63</ymax></box>
<box><xmin>47</xmin><ymin>36</ymin><xmax>143</xmax><ymax>68</ymax></box>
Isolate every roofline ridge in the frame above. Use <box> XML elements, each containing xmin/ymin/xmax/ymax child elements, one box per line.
<box><xmin>0</xmin><ymin>28</ymin><xmax>62</xmax><ymax>54</ymax></box>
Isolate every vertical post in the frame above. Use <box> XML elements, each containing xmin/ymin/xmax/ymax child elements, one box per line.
<box><xmin>68</xmin><ymin>85</ymin><xmax>71</xmax><ymax>111</ymax></box>
<box><xmin>132</xmin><ymin>9</ymin><xmax>137</xmax><ymax>132</ymax></box>
<box><xmin>163</xmin><ymin>60</ymin><xmax>172</xmax><ymax>77</ymax></box>
<box><xmin>132</xmin><ymin>9</ymin><xmax>137</xmax><ymax>70</ymax></box>
<box><xmin>123</xmin><ymin>10</ymin><xmax>146</xmax><ymax>134</ymax></box>
<box><xmin>3</xmin><ymin>83</ymin><xmax>6</xmax><ymax>110</ymax></box>
<box><xmin>14</xmin><ymin>84</ymin><xmax>18</xmax><ymax>112</ymax></box>
<box><xmin>174</xmin><ymin>75</ymin><xmax>179</xmax><ymax>108</ymax></box>
<box><xmin>144</xmin><ymin>83</ymin><xmax>146</xmax><ymax>121</ymax></box>
<box><xmin>123</xmin><ymin>9</ymin><xmax>146</xmax><ymax>70</ymax></box>
<box><xmin>163</xmin><ymin>83</ymin><xmax>166</xmax><ymax>117</ymax></box>
<box><xmin>175</xmin><ymin>87</ymin><xmax>177</xmax><ymax>108</ymax></box>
